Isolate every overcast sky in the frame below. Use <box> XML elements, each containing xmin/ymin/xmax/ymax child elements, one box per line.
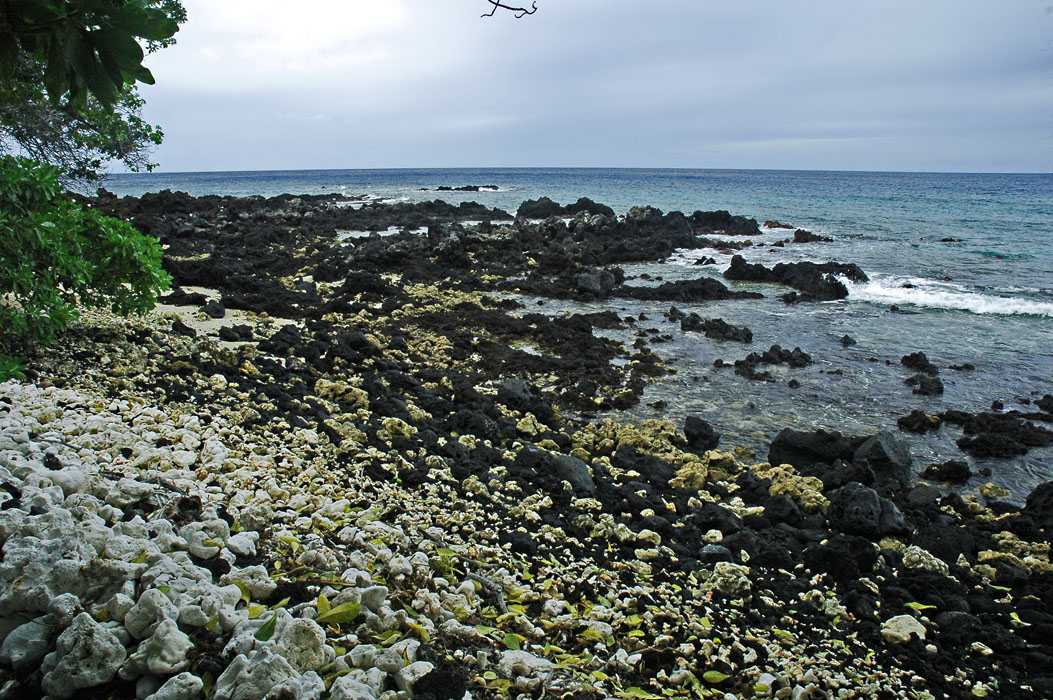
<box><xmin>137</xmin><ymin>0</ymin><xmax>1052</xmax><ymax>173</ymax></box>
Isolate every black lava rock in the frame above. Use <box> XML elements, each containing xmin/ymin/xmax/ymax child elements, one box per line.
<box><xmin>827</xmin><ymin>482</ymin><xmax>912</xmax><ymax>539</ymax></box>
<box><xmin>684</xmin><ymin>416</ymin><xmax>720</xmax><ymax>452</ymax></box>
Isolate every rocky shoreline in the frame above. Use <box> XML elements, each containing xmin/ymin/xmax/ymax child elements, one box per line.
<box><xmin>1</xmin><ymin>190</ymin><xmax>1051</xmax><ymax>699</ymax></box>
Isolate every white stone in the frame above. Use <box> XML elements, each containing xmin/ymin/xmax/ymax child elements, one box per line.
<box><xmin>348</xmin><ymin>644</ymin><xmax>378</xmax><ymax>668</ymax></box>
<box><xmin>221</xmin><ymin>565</ymin><xmax>277</xmax><ymax>600</ymax></box>
<box><xmin>226</xmin><ymin>533</ymin><xmax>258</xmax><ymax>557</ymax></box>
<box><xmin>881</xmin><ymin>614</ymin><xmax>927</xmax><ymax>644</ymax></box>
<box><xmin>125</xmin><ymin>588</ymin><xmax>179</xmax><ymax>639</ymax></box>
<box><xmin>213</xmin><ymin>647</ymin><xmax>297</xmax><ymax>700</ymax></box>
<box><xmin>0</xmin><ymin>616</ymin><xmax>51</xmax><ymax>670</ymax></box>
<box><xmin>263</xmin><ymin>671</ymin><xmax>325</xmax><ymax>700</ymax></box>
<box><xmin>274</xmin><ymin>618</ymin><xmax>332</xmax><ymax>673</ymax></box>
<box><xmin>710</xmin><ymin>562</ymin><xmax>751</xmax><ymax>596</ymax></box>
<box><xmin>497</xmin><ymin>650</ymin><xmax>554</xmax><ymax>678</ymax></box>
<box><xmin>329</xmin><ymin>676</ymin><xmax>379</xmax><ymax>700</ymax></box>
<box><xmin>396</xmin><ymin>661</ymin><xmax>435</xmax><ymax>693</ymax></box>
<box><xmin>180</xmin><ymin>519</ymin><xmax>230</xmax><ymax>559</ymax></box>
<box><xmin>359</xmin><ymin>585</ymin><xmax>388</xmax><ymax>612</ymax></box>
<box><xmin>122</xmin><ymin>618</ymin><xmax>194</xmax><ymax>677</ymax></box>
<box><xmin>40</xmin><ymin>613</ymin><xmax>126</xmax><ymax>699</ymax></box>
<box><xmin>146</xmin><ymin>672</ymin><xmax>204</xmax><ymax>700</ymax></box>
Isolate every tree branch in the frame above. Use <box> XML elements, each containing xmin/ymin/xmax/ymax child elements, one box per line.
<box><xmin>481</xmin><ymin>1</ymin><xmax>538</xmax><ymax>19</ymax></box>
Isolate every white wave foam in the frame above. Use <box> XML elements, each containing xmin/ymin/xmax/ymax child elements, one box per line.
<box><xmin>844</xmin><ymin>276</ymin><xmax>1053</xmax><ymax>317</ymax></box>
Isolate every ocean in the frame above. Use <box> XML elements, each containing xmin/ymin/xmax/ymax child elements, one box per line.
<box><xmin>101</xmin><ymin>167</ymin><xmax>1053</xmax><ymax>498</ymax></box>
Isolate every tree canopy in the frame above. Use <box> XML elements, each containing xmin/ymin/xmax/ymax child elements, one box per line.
<box><xmin>0</xmin><ymin>0</ymin><xmax>185</xmax><ymax>183</ymax></box>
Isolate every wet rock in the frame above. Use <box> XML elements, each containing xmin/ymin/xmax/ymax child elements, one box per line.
<box><xmin>1024</xmin><ymin>480</ymin><xmax>1053</xmax><ymax>529</ymax></box>
<box><xmin>852</xmin><ymin>431</ymin><xmax>912</xmax><ymax>491</ymax></box>
<box><xmin>684</xmin><ymin>416</ymin><xmax>720</xmax><ymax>452</ymax></box>
<box><xmin>921</xmin><ymin>460</ymin><xmax>971</xmax><ymax>484</ymax></box>
<box><xmin>901</xmin><ymin>351</ymin><xmax>938</xmax><ymax>375</ymax></box>
<box><xmin>898</xmin><ymin>410</ymin><xmax>942</xmax><ymax>433</ymax></box>
<box><xmin>680</xmin><ymin>314</ymin><xmax>752</xmax><ymax>342</ymax></box>
<box><xmin>768</xmin><ymin>428</ymin><xmax>854</xmax><ymax>470</ymax></box>
<box><xmin>945</xmin><ymin>411</ymin><xmax>1053</xmax><ymax>458</ymax></box>
<box><xmin>792</xmin><ymin>229</ymin><xmax>832</xmax><ymax>243</ymax></box>
<box><xmin>618</xmin><ymin>277</ymin><xmax>761</xmax><ymax>303</ymax></box>
<box><xmin>840</xmin><ymin>334</ymin><xmax>857</xmax><ymax>347</ymax></box>
<box><xmin>905</xmin><ymin>373</ymin><xmax>944</xmax><ymax>395</ymax></box>
<box><xmin>724</xmin><ymin>254</ymin><xmax>866</xmax><ymax>302</ymax></box>
<box><xmin>827</xmin><ymin>482</ymin><xmax>912</xmax><ymax>539</ymax></box>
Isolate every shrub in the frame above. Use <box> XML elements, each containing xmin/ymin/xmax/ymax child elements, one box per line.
<box><xmin>0</xmin><ymin>156</ymin><xmax>171</xmax><ymax>353</ymax></box>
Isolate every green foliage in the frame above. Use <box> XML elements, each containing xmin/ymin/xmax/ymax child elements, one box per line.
<box><xmin>0</xmin><ymin>0</ymin><xmax>182</xmax><ymax>107</ymax></box>
<box><xmin>0</xmin><ymin>155</ymin><xmax>170</xmax><ymax>352</ymax></box>
<box><xmin>0</xmin><ymin>353</ymin><xmax>26</xmax><ymax>381</ymax></box>
<box><xmin>0</xmin><ymin>1</ymin><xmax>184</xmax><ymax>183</ymax></box>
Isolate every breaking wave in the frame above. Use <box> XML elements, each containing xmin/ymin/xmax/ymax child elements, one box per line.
<box><xmin>843</xmin><ymin>276</ymin><xmax>1053</xmax><ymax>317</ymax></box>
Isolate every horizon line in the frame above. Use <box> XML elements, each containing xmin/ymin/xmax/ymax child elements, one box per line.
<box><xmin>104</xmin><ymin>165</ymin><xmax>1053</xmax><ymax>177</ymax></box>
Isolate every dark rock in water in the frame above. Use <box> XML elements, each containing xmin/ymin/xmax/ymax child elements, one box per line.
<box><xmin>901</xmin><ymin>351</ymin><xmax>939</xmax><ymax>375</ymax></box>
<box><xmin>946</xmin><ymin>411</ymin><xmax>1053</xmax><ymax>458</ymax></box>
<box><xmin>1024</xmin><ymin>480</ymin><xmax>1053</xmax><ymax>529</ymax></box>
<box><xmin>853</xmin><ymin>431</ymin><xmax>912</xmax><ymax>491</ymax></box>
<box><xmin>171</xmin><ymin>319</ymin><xmax>197</xmax><ymax>338</ymax></box>
<box><xmin>905</xmin><ymin>373</ymin><xmax>944</xmax><ymax>395</ymax></box>
<box><xmin>617</xmin><ymin>277</ymin><xmax>762</xmax><ymax>302</ymax></box>
<box><xmin>689</xmin><ymin>210</ymin><xmax>760</xmax><ymax>236</ymax></box>
<box><xmin>898</xmin><ymin>409</ymin><xmax>942</xmax><ymax>433</ymax></box>
<box><xmin>573</xmin><ymin>269</ymin><xmax>618</xmax><ymax>296</ymax></box>
<box><xmin>949</xmin><ymin>362</ymin><xmax>975</xmax><ymax>371</ymax></box>
<box><xmin>436</xmin><ymin>184</ymin><xmax>497</xmax><ymax>192</ymax></box>
<box><xmin>792</xmin><ymin>229</ymin><xmax>832</xmax><ymax>243</ymax></box>
<box><xmin>768</xmin><ymin>428</ymin><xmax>854</xmax><ymax>470</ymax></box>
<box><xmin>565</xmin><ymin>197</ymin><xmax>616</xmax><ymax>218</ymax></box>
<box><xmin>201</xmin><ymin>300</ymin><xmax>226</xmax><ymax>319</ymax></box>
<box><xmin>734</xmin><ymin>345</ymin><xmax>811</xmax><ymax>380</ymax></box>
<box><xmin>697</xmin><ymin>544</ymin><xmax>735</xmax><ymax>565</ymax></box>
<box><xmin>679</xmin><ymin>314</ymin><xmax>752</xmax><ymax>342</ymax></box>
<box><xmin>517</xmin><ymin>197</ymin><xmax>564</xmax><ymax>219</ymax></box>
<box><xmin>693</xmin><ymin>256</ymin><xmax>717</xmax><ymax>266</ymax></box>
<box><xmin>764</xmin><ymin>220</ymin><xmax>793</xmax><ymax>229</ymax></box>
<box><xmin>922</xmin><ymin>459</ymin><xmax>971</xmax><ymax>484</ymax></box>
<box><xmin>827</xmin><ymin>482</ymin><xmax>912</xmax><ymax>539</ymax></box>
<box><xmin>684</xmin><ymin>416</ymin><xmax>720</xmax><ymax>452</ymax></box>
<box><xmin>1037</xmin><ymin>394</ymin><xmax>1053</xmax><ymax>413</ymax></box>
<box><xmin>723</xmin><ymin>254</ymin><xmax>867</xmax><ymax>302</ymax></box>
<box><xmin>840</xmin><ymin>334</ymin><xmax>857</xmax><ymax>347</ymax></box>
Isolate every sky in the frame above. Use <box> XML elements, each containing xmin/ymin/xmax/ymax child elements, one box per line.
<box><xmin>136</xmin><ymin>0</ymin><xmax>1053</xmax><ymax>173</ymax></box>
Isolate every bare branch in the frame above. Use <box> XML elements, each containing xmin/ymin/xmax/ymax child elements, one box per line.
<box><xmin>482</xmin><ymin>1</ymin><xmax>538</xmax><ymax>19</ymax></box>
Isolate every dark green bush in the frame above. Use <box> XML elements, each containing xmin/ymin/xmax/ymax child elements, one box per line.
<box><xmin>0</xmin><ymin>156</ymin><xmax>171</xmax><ymax>353</ymax></box>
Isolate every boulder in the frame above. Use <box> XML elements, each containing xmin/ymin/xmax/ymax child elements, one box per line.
<box><xmin>1024</xmin><ymin>480</ymin><xmax>1053</xmax><ymax>529</ymax></box>
<box><xmin>517</xmin><ymin>197</ymin><xmax>563</xmax><ymax>219</ymax></box>
<box><xmin>40</xmin><ymin>613</ymin><xmax>126</xmax><ymax>699</ymax></box>
<box><xmin>852</xmin><ymin>431</ymin><xmax>912</xmax><ymax>491</ymax></box>
<box><xmin>827</xmin><ymin>482</ymin><xmax>912</xmax><ymax>539</ymax></box>
<box><xmin>922</xmin><ymin>460</ymin><xmax>971</xmax><ymax>484</ymax></box>
<box><xmin>684</xmin><ymin>416</ymin><xmax>720</xmax><ymax>452</ymax></box>
<box><xmin>768</xmin><ymin>428</ymin><xmax>854</xmax><ymax>470</ymax></box>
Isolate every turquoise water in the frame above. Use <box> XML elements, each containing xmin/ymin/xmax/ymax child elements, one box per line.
<box><xmin>103</xmin><ymin>168</ymin><xmax>1053</xmax><ymax>497</ymax></box>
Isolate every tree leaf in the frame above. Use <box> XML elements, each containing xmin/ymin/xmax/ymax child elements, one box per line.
<box><xmin>254</xmin><ymin>613</ymin><xmax>278</xmax><ymax>642</ymax></box>
<box><xmin>315</xmin><ymin>601</ymin><xmax>361</xmax><ymax>626</ymax></box>
<box><xmin>703</xmin><ymin>671</ymin><xmax>730</xmax><ymax>684</ymax></box>
<box><xmin>317</xmin><ymin>594</ymin><xmax>331</xmax><ymax>615</ymax></box>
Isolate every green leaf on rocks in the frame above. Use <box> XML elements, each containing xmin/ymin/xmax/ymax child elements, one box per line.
<box><xmin>625</xmin><ymin>614</ymin><xmax>642</xmax><ymax>626</ymax></box>
<box><xmin>437</xmin><ymin>547</ymin><xmax>456</xmax><ymax>558</ymax></box>
<box><xmin>580</xmin><ymin>629</ymin><xmax>605</xmax><ymax>642</ymax></box>
<box><xmin>905</xmin><ymin>601</ymin><xmax>936</xmax><ymax>611</ymax></box>
<box><xmin>408</xmin><ymin>622</ymin><xmax>430</xmax><ymax>642</ymax></box>
<box><xmin>248</xmin><ymin>605</ymin><xmax>265</xmax><ymax>620</ymax></box>
<box><xmin>317</xmin><ymin>594</ymin><xmax>331</xmax><ymax>615</ymax></box>
<box><xmin>502</xmin><ymin>633</ymin><xmax>522</xmax><ymax>650</ymax></box>
<box><xmin>255</xmin><ymin>613</ymin><xmax>278</xmax><ymax>642</ymax></box>
<box><xmin>206</xmin><ymin>614</ymin><xmax>219</xmax><ymax>631</ymax></box>
<box><xmin>483</xmin><ymin>671</ymin><xmax>498</xmax><ymax>681</ymax></box>
<box><xmin>315</xmin><ymin>601</ymin><xmax>361</xmax><ymax>626</ymax></box>
<box><xmin>201</xmin><ymin>673</ymin><xmax>214</xmax><ymax>697</ymax></box>
<box><xmin>617</xmin><ymin>687</ymin><xmax>661</xmax><ymax>699</ymax></box>
<box><xmin>703</xmin><ymin>670</ymin><xmax>731</xmax><ymax>684</ymax></box>
<box><xmin>156</xmin><ymin>585</ymin><xmax>171</xmax><ymax>596</ymax></box>
<box><xmin>269</xmin><ymin>597</ymin><xmax>291</xmax><ymax>610</ymax></box>
<box><xmin>598</xmin><ymin>596</ymin><xmax>612</xmax><ymax>607</ymax></box>
<box><xmin>235</xmin><ymin>581</ymin><xmax>252</xmax><ymax>605</ymax></box>
<box><xmin>475</xmin><ymin>625</ymin><xmax>499</xmax><ymax>635</ymax></box>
